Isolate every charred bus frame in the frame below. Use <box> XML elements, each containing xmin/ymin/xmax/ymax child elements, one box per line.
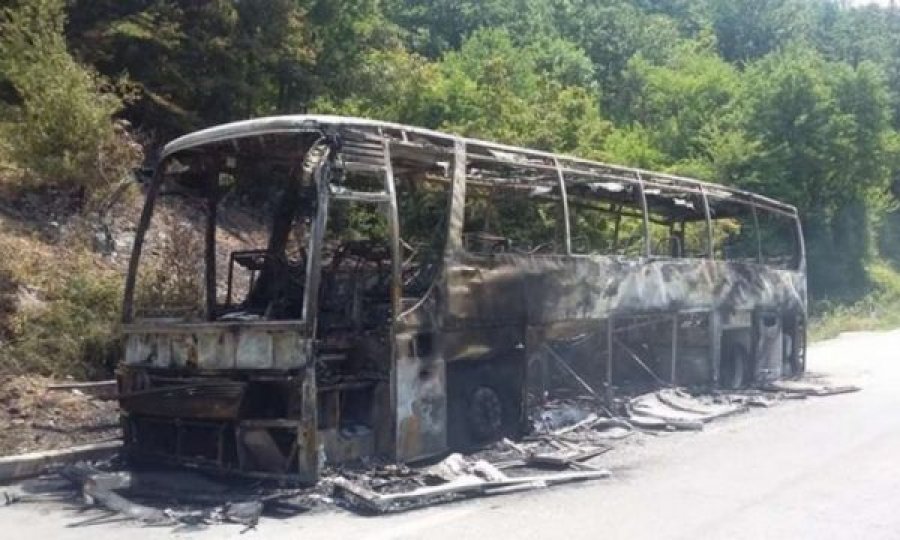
<box><xmin>118</xmin><ymin>115</ymin><xmax>807</xmax><ymax>483</ymax></box>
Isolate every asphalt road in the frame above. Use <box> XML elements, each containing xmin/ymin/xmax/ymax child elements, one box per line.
<box><xmin>2</xmin><ymin>329</ymin><xmax>898</xmax><ymax>539</ymax></box>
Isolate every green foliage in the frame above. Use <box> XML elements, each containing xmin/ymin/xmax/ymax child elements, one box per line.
<box><xmin>719</xmin><ymin>46</ymin><xmax>895</xmax><ymax>292</ymax></box>
<box><xmin>317</xmin><ymin>29</ymin><xmax>611</xmax><ymax>154</ymax></box>
<box><xmin>706</xmin><ymin>0</ymin><xmax>817</xmax><ymax>62</ymax></box>
<box><xmin>618</xmin><ymin>37</ymin><xmax>740</xmax><ymax>165</ymax></box>
<box><xmin>434</xmin><ymin>30</ymin><xmax>611</xmax><ymax>152</ymax></box>
<box><xmin>313</xmin><ymin>47</ymin><xmax>439</xmax><ymax>124</ymax></box>
<box><xmin>384</xmin><ymin>0</ymin><xmax>557</xmax><ymax>57</ymax></box>
<box><xmin>0</xmin><ymin>0</ymin><xmax>136</xmax><ymax>192</ymax></box>
<box><xmin>3</xmin><ymin>0</ymin><xmax>900</xmax><ymax>314</ymax></box>
<box><xmin>810</xmin><ymin>260</ymin><xmax>900</xmax><ymax>341</ymax></box>
<box><xmin>601</xmin><ymin>124</ymin><xmax>666</xmax><ymax>169</ymax></box>
<box><xmin>553</xmin><ymin>0</ymin><xmax>683</xmax><ymax>113</ymax></box>
<box><xmin>10</xmin><ymin>272</ymin><xmax>123</xmax><ymax>379</ymax></box>
<box><xmin>66</xmin><ymin>0</ymin><xmax>362</xmax><ymax>131</ymax></box>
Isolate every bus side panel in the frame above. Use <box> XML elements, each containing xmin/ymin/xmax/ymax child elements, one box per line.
<box><xmin>393</xmin><ymin>329</ymin><xmax>447</xmax><ymax>461</ymax></box>
<box><xmin>444</xmin><ymin>253</ymin><xmax>805</xmax><ymax>389</ymax></box>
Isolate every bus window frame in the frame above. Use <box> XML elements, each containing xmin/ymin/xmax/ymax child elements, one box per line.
<box><xmin>461</xmin><ymin>152</ymin><xmax>568</xmax><ymax>258</ymax></box>
<box><xmin>632</xmin><ymin>178</ymin><xmax>711</xmax><ymax>262</ymax></box>
<box><xmin>753</xmin><ymin>202</ymin><xmax>804</xmax><ymax>272</ymax></box>
<box><xmin>560</xmin><ymin>168</ymin><xmax>650</xmax><ymax>259</ymax></box>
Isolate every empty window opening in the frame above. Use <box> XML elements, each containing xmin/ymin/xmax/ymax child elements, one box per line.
<box><xmin>396</xmin><ymin>173</ymin><xmax>452</xmax><ymax>299</ymax></box>
<box><xmin>318</xmin><ymin>199</ymin><xmax>393</xmax><ymax>332</ymax></box>
<box><xmin>757</xmin><ymin>207</ymin><xmax>801</xmax><ymax>269</ymax></box>
<box><xmin>463</xmin><ymin>161</ymin><xmax>565</xmax><ymax>255</ymax></box>
<box><xmin>643</xmin><ymin>182</ymin><xmax>707</xmax><ymax>259</ymax></box>
<box><xmin>566</xmin><ymin>177</ymin><xmax>646</xmax><ymax>257</ymax></box>
<box><xmin>708</xmin><ymin>196</ymin><xmax>759</xmax><ymax>263</ymax></box>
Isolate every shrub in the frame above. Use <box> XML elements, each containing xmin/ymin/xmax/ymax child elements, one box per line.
<box><xmin>809</xmin><ymin>261</ymin><xmax>900</xmax><ymax>341</ymax></box>
<box><xmin>0</xmin><ymin>234</ymin><xmax>123</xmax><ymax>379</ymax></box>
<box><xmin>6</xmin><ymin>270</ymin><xmax>122</xmax><ymax>379</ymax></box>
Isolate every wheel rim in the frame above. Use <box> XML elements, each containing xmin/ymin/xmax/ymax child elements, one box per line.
<box><xmin>468</xmin><ymin>386</ymin><xmax>503</xmax><ymax>441</ymax></box>
<box><xmin>721</xmin><ymin>346</ymin><xmax>746</xmax><ymax>390</ymax></box>
<box><xmin>791</xmin><ymin>331</ymin><xmax>806</xmax><ymax>377</ymax></box>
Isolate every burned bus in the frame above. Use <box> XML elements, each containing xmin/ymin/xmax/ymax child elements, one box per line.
<box><xmin>118</xmin><ymin>115</ymin><xmax>806</xmax><ymax>483</ymax></box>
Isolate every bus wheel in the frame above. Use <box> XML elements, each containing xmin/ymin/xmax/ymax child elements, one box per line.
<box><xmin>467</xmin><ymin>386</ymin><xmax>504</xmax><ymax>442</ymax></box>
<box><xmin>787</xmin><ymin>329</ymin><xmax>806</xmax><ymax>378</ymax></box>
<box><xmin>720</xmin><ymin>342</ymin><xmax>748</xmax><ymax>390</ymax></box>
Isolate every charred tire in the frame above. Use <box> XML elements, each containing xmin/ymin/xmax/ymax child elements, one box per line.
<box><xmin>720</xmin><ymin>342</ymin><xmax>749</xmax><ymax>390</ymax></box>
<box><xmin>447</xmin><ymin>360</ymin><xmax>523</xmax><ymax>449</ymax></box>
<box><xmin>467</xmin><ymin>386</ymin><xmax>504</xmax><ymax>442</ymax></box>
<box><xmin>786</xmin><ymin>328</ymin><xmax>807</xmax><ymax>378</ymax></box>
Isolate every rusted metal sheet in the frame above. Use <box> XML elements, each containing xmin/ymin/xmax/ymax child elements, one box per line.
<box><xmin>123</xmin><ymin>324</ymin><xmax>308</xmax><ymax>370</ymax></box>
<box><xmin>445</xmin><ymin>255</ymin><xmax>804</xmax><ymax>327</ymax></box>
<box><xmin>118</xmin><ymin>382</ymin><xmax>245</xmax><ymax>419</ymax></box>
<box><xmin>393</xmin><ymin>331</ymin><xmax>446</xmax><ymax>461</ymax></box>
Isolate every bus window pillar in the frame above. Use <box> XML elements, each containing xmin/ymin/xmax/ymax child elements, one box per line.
<box><xmin>700</xmin><ymin>185</ymin><xmax>714</xmax><ymax>262</ymax></box>
<box><xmin>751</xmin><ymin>204</ymin><xmax>763</xmax><ymax>264</ymax></box>
<box><xmin>122</xmin><ymin>165</ymin><xmax>163</xmax><ymax>323</ymax></box>
<box><xmin>709</xmin><ymin>310</ymin><xmax>722</xmax><ymax>386</ymax></box>
<box><xmin>634</xmin><ymin>172</ymin><xmax>651</xmax><ymax>258</ymax></box>
<box><xmin>554</xmin><ymin>158</ymin><xmax>572</xmax><ymax>255</ymax></box>
<box><xmin>699</xmin><ymin>185</ymin><xmax>721</xmax><ymax>386</ymax></box>
<box><xmin>670</xmin><ymin>312</ymin><xmax>679</xmax><ymax>385</ymax></box>
<box><xmin>605</xmin><ymin>316</ymin><xmax>614</xmax><ymax>406</ymax></box>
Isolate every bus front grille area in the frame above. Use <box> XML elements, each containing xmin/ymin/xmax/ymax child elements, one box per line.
<box><xmin>118</xmin><ymin>366</ymin><xmax>320</xmax><ymax>482</ymax></box>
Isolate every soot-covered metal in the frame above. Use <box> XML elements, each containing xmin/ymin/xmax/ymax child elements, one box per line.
<box><xmin>117</xmin><ymin>115</ymin><xmax>807</xmax><ymax>484</ymax></box>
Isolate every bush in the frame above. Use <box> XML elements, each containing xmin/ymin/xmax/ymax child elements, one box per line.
<box><xmin>8</xmin><ymin>272</ymin><xmax>122</xmax><ymax>379</ymax></box>
<box><xmin>809</xmin><ymin>261</ymin><xmax>900</xmax><ymax>341</ymax></box>
<box><xmin>0</xmin><ymin>235</ymin><xmax>122</xmax><ymax>379</ymax></box>
<box><xmin>0</xmin><ymin>0</ymin><xmax>140</xmax><ymax>196</ymax></box>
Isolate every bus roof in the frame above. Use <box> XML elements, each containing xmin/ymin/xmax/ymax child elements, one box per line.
<box><xmin>161</xmin><ymin>114</ymin><xmax>798</xmax><ymax>216</ymax></box>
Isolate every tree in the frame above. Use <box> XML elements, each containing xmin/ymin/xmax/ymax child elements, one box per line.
<box><xmin>706</xmin><ymin>0</ymin><xmax>817</xmax><ymax>63</ymax></box>
<box><xmin>552</xmin><ymin>0</ymin><xmax>683</xmax><ymax>115</ymax></box>
<box><xmin>719</xmin><ymin>45</ymin><xmax>896</xmax><ymax>294</ymax></box>
<box><xmin>812</xmin><ymin>2</ymin><xmax>900</xmax><ymax>128</ymax></box>
<box><xmin>618</xmin><ymin>37</ymin><xmax>739</xmax><ymax>170</ymax></box>
<box><xmin>0</xmin><ymin>0</ymin><xmax>137</xmax><ymax>193</ymax></box>
<box><xmin>384</xmin><ymin>0</ymin><xmax>556</xmax><ymax>58</ymax></box>
<box><xmin>315</xmin><ymin>29</ymin><xmax>612</xmax><ymax>154</ymax></box>
<box><xmin>427</xmin><ymin>29</ymin><xmax>611</xmax><ymax>153</ymax></box>
<box><xmin>66</xmin><ymin>0</ymin><xmax>321</xmax><ymax>135</ymax></box>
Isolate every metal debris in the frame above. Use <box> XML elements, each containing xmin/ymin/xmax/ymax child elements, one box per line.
<box><xmin>61</xmin><ymin>464</ymin><xmax>171</xmax><ymax>525</ymax></box>
<box><xmin>53</xmin><ymin>463</ymin><xmax>300</xmax><ymax>529</ymax></box>
<box><xmin>763</xmin><ymin>380</ymin><xmax>861</xmax><ymax>397</ymax></box>
<box><xmin>626</xmin><ymin>390</ymin><xmax>745</xmax><ymax>431</ymax></box>
<box><xmin>331</xmin><ymin>452</ymin><xmax>610</xmax><ymax>514</ymax></box>
<box><xmin>1</xmin><ymin>377</ymin><xmax>860</xmax><ymax>527</ymax></box>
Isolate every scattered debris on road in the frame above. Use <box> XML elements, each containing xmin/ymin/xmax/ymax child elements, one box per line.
<box><xmin>0</xmin><ymin>376</ymin><xmax>862</xmax><ymax>529</ymax></box>
<box><xmin>331</xmin><ymin>454</ymin><xmax>609</xmax><ymax>514</ymax></box>
<box><xmin>763</xmin><ymin>380</ymin><xmax>861</xmax><ymax>397</ymax></box>
<box><xmin>46</xmin><ymin>380</ymin><xmax>116</xmax><ymax>400</ymax></box>
<box><xmin>628</xmin><ymin>389</ymin><xmax>744</xmax><ymax>430</ymax></box>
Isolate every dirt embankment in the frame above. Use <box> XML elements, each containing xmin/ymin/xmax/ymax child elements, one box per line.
<box><xmin>0</xmin><ymin>183</ymin><xmax>272</xmax><ymax>456</ymax></box>
<box><xmin>0</xmin><ymin>375</ymin><xmax>119</xmax><ymax>456</ymax></box>
<box><xmin>0</xmin><ymin>185</ymin><xmax>142</xmax><ymax>456</ymax></box>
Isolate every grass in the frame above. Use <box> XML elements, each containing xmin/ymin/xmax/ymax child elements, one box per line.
<box><xmin>0</xmin><ymin>225</ymin><xmax>123</xmax><ymax>380</ymax></box>
<box><xmin>809</xmin><ymin>261</ymin><xmax>900</xmax><ymax>341</ymax></box>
